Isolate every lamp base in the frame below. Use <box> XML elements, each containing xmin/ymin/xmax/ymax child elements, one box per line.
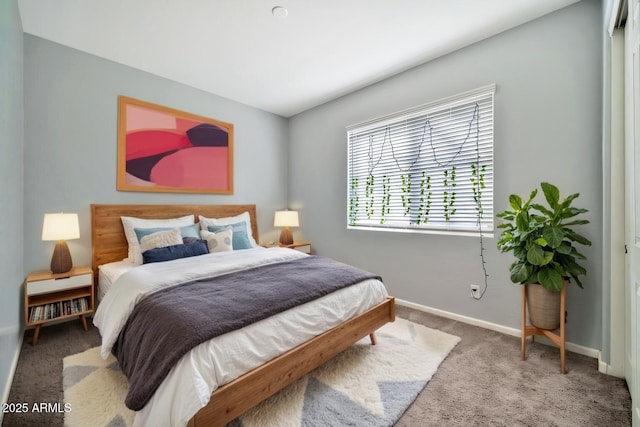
<box><xmin>279</xmin><ymin>227</ymin><xmax>294</xmax><ymax>246</ymax></box>
<box><xmin>50</xmin><ymin>240</ymin><xmax>73</xmax><ymax>274</ymax></box>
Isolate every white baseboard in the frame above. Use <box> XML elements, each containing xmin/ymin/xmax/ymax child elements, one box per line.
<box><xmin>598</xmin><ymin>351</ymin><xmax>625</xmax><ymax>378</ymax></box>
<box><xmin>599</xmin><ymin>352</ymin><xmax>610</xmax><ymax>375</ymax></box>
<box><xmin>396</xmin><ymin>298</ymin><xmax>601</xmax><ymax>360</ymax></box>
<box><xmin>0</xmin><ymin>325</ymin><xmax>23</xmax><ymax>426</ymax></box>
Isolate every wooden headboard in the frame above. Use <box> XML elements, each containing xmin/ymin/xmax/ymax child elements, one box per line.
<box><xmin>91</xmin><ymin>204</ymin><xmax>259</xmax><ymax>279</ymax></box>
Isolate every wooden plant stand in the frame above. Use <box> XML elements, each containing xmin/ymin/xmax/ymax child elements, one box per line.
<box><xmin>521</xmin><ymin>283</ymin><xmax>566</xmax><ymax>374</ymax></box>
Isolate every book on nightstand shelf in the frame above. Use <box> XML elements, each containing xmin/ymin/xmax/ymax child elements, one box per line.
<box><xmin>28</xmin><ymin>297</ymin><xmax>89</xmax><ymax>323</ymax></box>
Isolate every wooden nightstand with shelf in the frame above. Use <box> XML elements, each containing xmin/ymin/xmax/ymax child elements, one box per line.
<box><xmin>262</xmin><ymin>241</ymin><xmax>312</xmax><ymax>254</ymax></box>
<box><xmin>280</xmin><ymin>241</ymin><xmax>312</xmax><ymax>254</ymax></box>
<box><xmin>24</xmin><ymin>265</ymin><xmax>94</xmax><ymax>345</ymax></box>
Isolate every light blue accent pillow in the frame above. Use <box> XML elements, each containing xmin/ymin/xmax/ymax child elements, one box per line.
<box><xmin>207</xmin><ymin>222</ymin><xmax>252</xmax><ymax>250</ymax></box>
<box><xmin>134</xmin><ymin>224</ymin><xmax>200</xmax><ymax>243</ymax></box>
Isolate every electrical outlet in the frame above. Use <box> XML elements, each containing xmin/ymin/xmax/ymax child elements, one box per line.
<box><xmin>470</xmin><ymin>284</ymin><xmax>480</xmax><ymax>299</ymax></box>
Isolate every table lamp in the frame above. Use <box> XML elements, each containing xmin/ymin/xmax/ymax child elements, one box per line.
<box><xmin>274</xmin><ymin>210</ymin><xmax>299</xmax><ymax>245</ymax></box>
<box><xmin>42</xmin><ymin>213</ymin><xmax>80</xmax><ymax>274</ymax></box>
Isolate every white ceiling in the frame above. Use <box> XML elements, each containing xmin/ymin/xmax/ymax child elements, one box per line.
<box><xmin>17</xmin><ymin>0</ymin><xmax>580</xmax><ymax>117</ymax></box>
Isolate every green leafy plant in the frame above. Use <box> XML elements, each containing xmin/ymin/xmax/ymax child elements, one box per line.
<box><xmin>443</xmin><ymin>166</ymin><xmax>457</xmax><ymax>221</ymax></box>
<box><xmin>470</xmin><ymin>163</ymin><xmax>486</xmax><ymax>218</ymax></box>
<box><xmin>380</xmin><ymin>175</ymin><xmax>391</xmax><ymax>224</ymax></box>
<box><xmin>400</xmin><ymin>173</ymin><xmax>412</xmax><ymax>216</ymax></box>
<box><xmin>416</xmin><ymin>171</ymin><xmax>431</xmax><ymax>224</ymax></box>
<box><xmin>496</xmin><ymin>182</ymin><xmax>592</xmax><ymax>291</ymax></box>
<box><xmin>349</xmin><ymin>177</ymin><xmax>359</xmax><ymax>226</ymax></box>
<box><xmin>365</xmin><ymin>174</ymin><xmax>375</xmax><ymax>219</ymax></box>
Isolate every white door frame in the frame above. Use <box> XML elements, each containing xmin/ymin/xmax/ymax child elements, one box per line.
<box><xmin>604</xmin><ymin>26</ymin><xmax>626</xmax><ymax>378</ymax></box>
<box><xmin>620</xmin><ymin>0</ymin><xmax>640</xmax><ymax>424</ymax></box>
<box><xmin>604</xmin><ymin>0</ymin><xmax>628</xmax><ymax>380</ymax></box>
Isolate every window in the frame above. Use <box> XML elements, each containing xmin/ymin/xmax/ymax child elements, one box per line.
<box><xmin>347</xmin><ymin>85</ymin><xmax>495</xmax><ymax>234</ymax></box>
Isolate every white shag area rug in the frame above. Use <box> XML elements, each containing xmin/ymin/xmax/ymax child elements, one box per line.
<box><xmin>63</xmin><ymin>318</ymin><xmax>460</xmax><ymax>427</ymax></box>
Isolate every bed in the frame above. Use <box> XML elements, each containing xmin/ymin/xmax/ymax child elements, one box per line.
<box><xmin>90</xmin><ymin>204</ymin><xmax>395</xmax><ymax>427</ymax></box>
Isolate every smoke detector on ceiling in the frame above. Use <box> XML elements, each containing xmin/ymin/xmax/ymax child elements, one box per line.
<box><xmin>272</xmin><ymin>6</ymin><xmax>288</xmax><ymax>18</ymax></box>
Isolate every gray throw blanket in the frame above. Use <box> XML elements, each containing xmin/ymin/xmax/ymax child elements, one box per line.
<box><xmin>112</xmin><ymin>255</ymin><xmax>382</xmax><ymax>411</ymax></box>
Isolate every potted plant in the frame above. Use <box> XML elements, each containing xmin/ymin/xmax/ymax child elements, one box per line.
<box><xmin>496</xmin><ymin>182</ymin><xmax>592</xmax><ymax>330</ymax></box>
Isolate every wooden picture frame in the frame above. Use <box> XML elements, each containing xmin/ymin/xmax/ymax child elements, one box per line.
<box><xmin>117</xmin><ymin>96</ymin><xmax>234</xmax><ymax>194</ymax></box>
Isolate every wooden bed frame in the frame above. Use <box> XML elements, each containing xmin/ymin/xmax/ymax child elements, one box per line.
<box><xmin>90</xmin><ymin>204</ymin><xmax>395</xmax><ymax>427</ymax></box>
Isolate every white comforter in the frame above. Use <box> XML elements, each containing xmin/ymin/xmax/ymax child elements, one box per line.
<box><xmin>93</xmin><ymin>247</ymin><xmax>388</xmax><ymax>427</ymax></box>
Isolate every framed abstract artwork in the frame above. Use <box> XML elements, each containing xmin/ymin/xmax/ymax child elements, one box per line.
<box><xmin>117</xmin><ymin>96</ymin><xmax>234</xmax><ymax>194</ymax></box>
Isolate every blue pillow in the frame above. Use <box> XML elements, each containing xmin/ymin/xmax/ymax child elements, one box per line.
<box><xmin>134</xmin><ymin>224</ymin><xmax>200</xmax><ymax>243</ymax></box>
<box><xmin>142</xmin><ymin>241</ymin><xmax>209</xmax><ymax>264</ymax></box>
<box><xmin>207</xmin><ymin>222</ymin><xmax>252</xmax><ymax>250</ymax></box>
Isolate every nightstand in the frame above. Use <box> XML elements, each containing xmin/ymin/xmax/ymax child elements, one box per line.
<box><xmin>280</xmin><ymin>241</ymin><xmax>312</xmax><ymax>254</ymax></box>
<box><xmin>24</xmin><ymin>265</ymin><xmax>94</xmax><ymax>345</ymax></box>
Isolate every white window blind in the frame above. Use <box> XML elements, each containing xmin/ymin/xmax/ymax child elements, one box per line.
<box><xmin>347</xmin><ymin>85</ymin><xmax>495</xmax><ymax>234</ymax></box>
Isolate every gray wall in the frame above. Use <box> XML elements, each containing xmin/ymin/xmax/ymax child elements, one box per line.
<box><xmin>288</xmin><ymin>0</ymin><xmax>603</xmax><ymax>349</ymax></box>
<box><xmin>0</xmin><ymin>0</ymin><xmax>24</xmax><ymax>401</ymax></box>
<box><xmin>23</xmin><ymin>36</ymin><xmax>290</xmax><ymax>273</ymax></box>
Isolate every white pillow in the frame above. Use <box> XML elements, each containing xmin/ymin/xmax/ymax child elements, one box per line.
<box><xmin>199</xmin><ymin>228</ymin><xmax>233</xmax><ymax>253</ymax></box>
<box><xmin>139</xmin><ymin>228</ymin><xmax>183</xmax><ymax>253</ymax></box>
<box><xmin>121</xmin><ymin>215</ymin><xmax>195</xmax><ymax>265</ymax></box>
<box><xmin>198</xmin><ymin>212</ymin><xmax>258</xmax><ymax>247</ymax></box>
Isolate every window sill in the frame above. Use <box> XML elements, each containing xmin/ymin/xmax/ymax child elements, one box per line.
<box><xmin>347</xmin><ymin>224</ymin><xmax>494</xmax><ymax>239</ymax></box>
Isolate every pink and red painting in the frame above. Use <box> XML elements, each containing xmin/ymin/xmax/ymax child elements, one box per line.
<box><xmin>117</xmin><ymin>96</ymin><xmax>234</xmax><ymax>194</ymax></box>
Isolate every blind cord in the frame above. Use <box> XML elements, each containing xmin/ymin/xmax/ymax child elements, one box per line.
<box><xmin>365</xmin><ymin>103</ymin><xmax>480</xmax><ymax>175</ymax></box>
<box><xmin>472</xmin><ymin>106</ymin><xmax>489</xmax><ymax>300</ymax></box>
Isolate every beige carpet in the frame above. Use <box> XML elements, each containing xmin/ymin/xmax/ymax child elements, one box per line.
<box><xmin>63</xmin><ymin>318</ymin><xmax>460</xmax><ymax>427</ymax></box>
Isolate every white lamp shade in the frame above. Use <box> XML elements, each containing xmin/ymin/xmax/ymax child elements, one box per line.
<box><xmin>42</xmin><ymin>213</ymin><xmax>80</xmax><ymax>241</ymax></box>
<box><xmin>274</xmin><ymin>210</ymin><xmax>299</xmax><ymax>228</ymax></box>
